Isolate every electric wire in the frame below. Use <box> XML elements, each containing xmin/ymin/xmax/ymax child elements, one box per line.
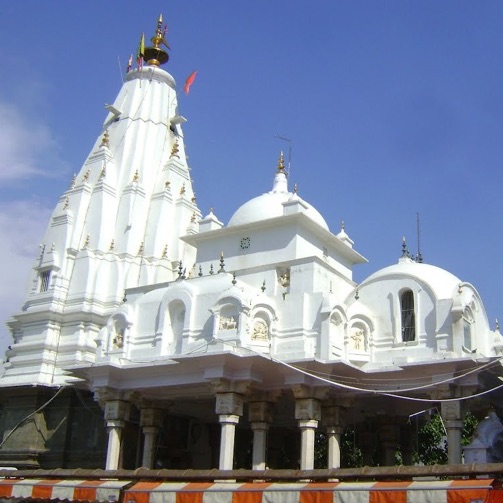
<box><xmin>0</xmin><ymin>386</ymin><xmax>67</xmax><ymax>448</ymax></box>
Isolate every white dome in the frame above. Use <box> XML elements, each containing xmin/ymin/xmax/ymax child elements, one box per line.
<box><xmin>362</xmin><ymin>259</ymin><xmax>461</xmax><ymax>299</ymax></box>
<box><xmin>228</xmin><ymin>190</ymin><xmax>329</xmax><ymax>230</ymax></box>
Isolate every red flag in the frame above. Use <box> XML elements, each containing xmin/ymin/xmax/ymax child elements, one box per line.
<box><xmin>184</xmin><ymin>70</ymin><xmax>197</xmax><ymax>94</ymax></box>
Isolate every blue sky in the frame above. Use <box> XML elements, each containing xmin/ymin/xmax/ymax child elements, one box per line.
<box><xmin>0</xmin><ymin>1</ymin><xmax>502</xmax><ymax>352</ymax></box>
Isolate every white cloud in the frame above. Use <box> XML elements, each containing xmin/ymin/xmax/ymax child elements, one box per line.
<box><xmin>0</xmin><ymin>99</ymin><xmax>64</xmax><ymax>358</ymax></box>
<box><xmin>0</xmin><ymin>199</ymin><xmax>52</xmax><ymax>354</ymax></box>
<box><xmin>0</xmin><ymin>101</ymin><xmax>63</xmax><ymax>182</ymax></box>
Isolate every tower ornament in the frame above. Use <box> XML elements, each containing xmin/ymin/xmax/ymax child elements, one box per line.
<box><xmin>100</xmin><ymin>130</ymin><xmax>110</xmax><ymax>148</ymax></box>
<box><xmin>143</xmin><ymin>14</ymin><xmax>170</xmax><ymax>67</ymax></box>
<box><xmin>170</xmin><ymin>140</ymin><xmax>180</xmax><ymax>158</ymax></box>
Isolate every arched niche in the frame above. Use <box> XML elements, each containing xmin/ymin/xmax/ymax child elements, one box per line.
<box><xmin>158</xmin><ymin>285</ymin><xmax>196</xmax><ymax>353</ymax></box>
<box><xmin>163</xmin><ymin>299</ymin><xmax>186</xmax><ymax>354</ymax></box>
<box><xmin>329</xmin><ymin>307</ymin><xmax>347</xmax><ymax>357</ymax></box>
<box><xmin>211</xmin><ymin>295</ymin><xmax>249</xmax><ymax>345</ymax></box>
<box><xmin>249</xmin><ymin>305</ymin><xmax>276</xmax><ymax>354</ymax></box>
<box><xmin>347</xmin><ymin>316</ymin><xmax>373</xmax><ymax>363</ymax></box>
<box><xmin>104</xmin><ymin>310</ymin><xmax>133</xmax><ymax>355</ymax></box>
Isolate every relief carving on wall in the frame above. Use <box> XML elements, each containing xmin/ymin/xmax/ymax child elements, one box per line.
<box><xmin>350</xmin><ymin>327</ymin><xmax>367</xmax><ymax>352</ymax></box>
<box><xmin>112</xmin><ymin>326</ymin><xmax>125</xmax><ymax>349</ymax></box>
<box><xmin>219</xmin><ymin>315</ymin><xmax>238</xmax><ymax>331</ymax></box>
<box><xmin>252</xmin><ymin>319</ymin><xmax>269</xmax><ymax>341</ymax></box>
<box><xmin>277</xmin><ymin>269</ymin><xmax>290</xmax><ymax>288</ymax></box>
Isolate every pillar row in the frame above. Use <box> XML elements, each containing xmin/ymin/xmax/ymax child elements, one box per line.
<box><xmin>104</xmin><ymin>400</ymin><xmax>131</xmax><ymax>470</ymax></box>
<box><xmin>140</xmin><ymin>408</ymin><xmax>163</xmax><ymax>468</ymax></box>
<box><xmin>248</xmin><ymin>401</ymin><xmax>274</xmax><ymax>470</ymax></box>
<box><xmin>441</xmin><ymin>401</ymin><xmax>463</xmax><ymax>465</ymax></box>
<box><xmin>295</xmin><ymin>398</ymin><xmax>321</xmax><ymax>470</ymax></box>
<box><xmin>215</xmin><ymin>392</ymin><xmax>243</xmax><ymax>470</ymax></box>
<box><xmin>322</xmin><ymin>405</ymin><xmax>345</xmax><ymax>469</ymax></box>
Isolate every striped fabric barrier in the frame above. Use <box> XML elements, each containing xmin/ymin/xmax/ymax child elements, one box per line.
<box><xmin>0</xmin><ymin>478</ymin><xmax>129</xmax><ymax>502</ymax></box>
<box><xmin>123</xmin><ymin>479</ymin><xmax>502</xmax><ymax>503</ymax></box>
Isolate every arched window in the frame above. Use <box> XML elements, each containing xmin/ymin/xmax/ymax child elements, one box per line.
<box><xmin>463</xmin><ymin>308</ymin><xmax>474</xmax><ymax>351</ymax></box>
<box><xmin>401</xmin><ymin>290</ymin><xmax>415</xmax><ymax>342</ymax></box>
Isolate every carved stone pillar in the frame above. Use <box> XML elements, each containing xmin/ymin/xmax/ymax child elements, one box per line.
<box><xmin>441</xmin><ymin>401</ymin><xmax>463</xmax><ymax>465</ymax></box>
<box><xmin>357</xmin><ymin>426</ymin><xmax>377</xmax><ymax>466</ymax></box>
<box><xmin>295</xmin><ymin>398</ymin><xmax>321</xmax><ymax>470</ymax></box>
<box><xmin>104</xmin><ymin>400</ymin><xmax>131</xmax><ymax>470</ymax></box>
<box><xmin>400</xmin><ymin>423</ymin><xmax>415</xmax><ymax>466</ymax></box>
<box><xmin>378</xmin><ymin>417</ymin><xmax>399</xmax><ymax>466</ymax></box>
<box><xmin>322</xmin><ymin>405</ymin><xmax>345</xmax><ymax>469</ymax></box>
<box><xmin>140</xmin><ymin>408</ymin><xmax>163</xmax><ymax>468</ymax></box>
<box><xmin>248</xmin><ymin>401</ymin><xmax>273</xmax><ymax>470</ymax></box>
<box><xmin>215</xmin><ymin>392</ymin><xmax>243</xmax><ymax>470</ymax></box>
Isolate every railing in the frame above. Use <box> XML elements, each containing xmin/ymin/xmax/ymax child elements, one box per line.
<box><xmin>1</xmin><ymin>463</ymin><xmax>503</xmax><ymax>482</ymax></box>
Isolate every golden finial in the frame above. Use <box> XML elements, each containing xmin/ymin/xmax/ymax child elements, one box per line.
<box><xmin>109</xmin><ymin>239</ymin><xmax>115</xmax><ymax>251</ymax></box>
<box><xmin>180</xmin><ymin>183</ymin><xmax>186</xmax><ymax>195</ymax></box>
<box><xmin>99</xmin><ymin>165</ymin><xmax>106</xmax><ymax>179</ymax></box>
<box><xmin>69</xmin><ymin>173</ymin><xmax>76</xmax><ymax>189</ymax></box>
<box><xmin>132</xmin><ymin>169</ymin><xmax>139</xmax><ymax>183</ymax></box>
<box><xmin>138</xmin><ymin>241</ymin><xmax>144</xmax><ymax>255</ymax></box>
<box><xmin>277</xmin><ymin>151</ymin><xmax>285</xmax><ymax>172</ymax></box>
<box><xmin>100</xmin><ymin>130</ymin><xmax>109</xmax><ymax>148</ymax></box>
<box><xmin>144</xmin><ymin>14</ymin><xmax>170</xmax><ymax>66</ymax></box>
<box><xmin>161</xmin><ymin>244</ymin><xmax>168</xmax><ymax>258</ymax></box>
<box><xmin>63</xmin><ymin>196</ymin><xmax>70</xmax><ymax>210</ymax></box>
<box><xmin>170</xmin><ymin>140</ymin><xmax>180</xmax><ymax>158</ymax></box>
<box><xmin>191</xmin><ymin>194</ymin><xmax>197</xmax><ymax>203</ymax></box>
<box><xmin>165</xmin><ymin>180</ymin><xmax>171</xmax><ymax>190</ymax></box>
<box><xmin>83</xmin><ymin>168</ymin><xmax>91</xmax><ymax>182</ymax></box>
<box><xmin>83</xmin><ymin>235</ymin><xmax>90</xmax><ymax>248</ymax></box>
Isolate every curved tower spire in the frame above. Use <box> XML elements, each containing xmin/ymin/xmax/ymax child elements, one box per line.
<box><xmin>3</xmin><ymin>15</ymin><xmax>200</xmax><ymax>387</ymax></box>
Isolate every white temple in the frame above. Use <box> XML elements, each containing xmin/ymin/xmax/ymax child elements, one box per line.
<box><xmin>1</xmin><ymin>15</ymin><xmax>502</xmax><ymax>471</ymax></box>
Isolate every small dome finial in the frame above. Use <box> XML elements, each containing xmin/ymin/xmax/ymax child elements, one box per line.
<box><xmin>144</xmin><ymin>14</ymin><xmax>170</xmax><ymax>66</ymax></box>
<box><xmin>401</xmin><ymin>236</ymin><xmax>408</xmax><ymax>257</ymax></box>
<box><xmin>277</xmin><ymin>151</ymin><xmax>285</xmax><ymax>172</ymax></box>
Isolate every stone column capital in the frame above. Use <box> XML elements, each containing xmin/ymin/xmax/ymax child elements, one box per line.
<box><xmin>444</xmin><ymin>420</ymin><xmax>463</xmax><ymax>429</ymax></box>
<box><xmin>298</xmin><ymin>419</ymin><xmax>319</xmax><ymax>430</ymax></box>
<box><xmin>295</xmin><ymin>398</ymin><xmax>321</xmax><ymax>421</ymax></box>
<box><xmin>218</xmin><ymin>414</ymin><xmax>240</xmax><ymax>425</ymax></box>
<box><xmin>326</xmin><ymin>425</ymin><xmax>344</xmax><ymax>435</ymax></box>
<box><xmin>104</xmin><ymin>400</ymin><xmax>131</xmax><ymax>421</ymax></box>
<box><xmin>250</xmin><ymin>421</ymin><xmax>270</xmax><ymax>432</ymax></box>
<box><xmin>215</xmin><ymin>392</ymin><xmax>244</xmax><ymax>416</ymax></box>
<box><xmin>142</xmin><ymin>426</ymin><xmax>159</xmax><ymax>435</ymax></box>
<box><xmin>106</xmin><ymin>419</ymin><xmax>125</xmax><ymax>429</ymax></box>
<box><xmin>248</xmin><ymin>401</ymin><xmax>273</xmax><ymax>423</ymax></box>
<box><xmin>140</xmin><ymin>408</ymin><xmax>163</xmax><ymax>427</ymax></box>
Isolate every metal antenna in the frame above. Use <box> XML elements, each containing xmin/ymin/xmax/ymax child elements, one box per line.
<box><xmin>416</xmin><ymin>212</ymin><xmax>423</xmax><ymax>263</ymax></box>
<box><xmin>117</xmin><ymin>55</ymin><xmax>124</xmax><ymax>84</ymax></box>
<box><xmin>275</xmin><ymin>135</ymin><xmax>292</xmax><ymax>178</ymax></box>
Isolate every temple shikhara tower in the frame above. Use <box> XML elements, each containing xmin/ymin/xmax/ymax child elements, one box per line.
<box><xmin>1</xmin><ymin>15</ymin><xmax>502</xmax><ymax>473</ymax></box>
